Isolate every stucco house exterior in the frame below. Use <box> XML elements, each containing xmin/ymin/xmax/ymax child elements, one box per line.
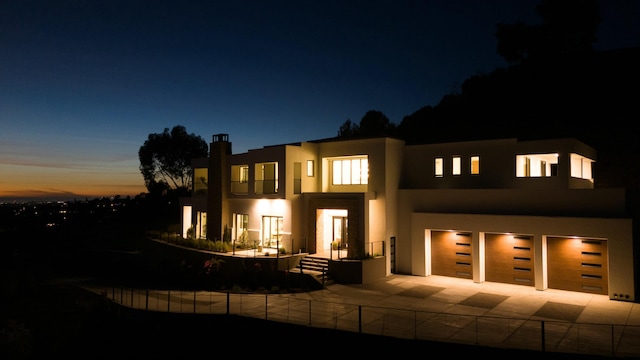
<box><xmin>180</xmin><ymin>134</ymin><xmax>636</xmax><ymax>302</ymax></box>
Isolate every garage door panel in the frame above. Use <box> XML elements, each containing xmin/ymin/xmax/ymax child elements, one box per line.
<box><xmin>548</xmin><ymin>238</ymin><xmax>608</xmax><ymax>295</ymax></box>
<box><xmin>431</xmin><ymin>231</ymin><xmax>472</xmax><ymax>279</ymax></box>
<box><xmin>485</xmin><ymin>234</ymin><xmax>534</xmax><ymax>286</ymax></box>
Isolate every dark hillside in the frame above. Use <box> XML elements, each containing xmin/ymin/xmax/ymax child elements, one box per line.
<box><xmin>398</xmin><ymin>47</ymin><xmax>640</xmax><ymax>188</ymax></box>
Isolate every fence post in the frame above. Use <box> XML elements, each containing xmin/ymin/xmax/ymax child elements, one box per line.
<box><xmin>130</xmin><ymin>288</ymin><xmax>134</xmax><ymax>307</ymax></box>
<box><xmin>541</xmin><ymin>320</ymin><xmax>546</xmax><ymax>352</ymax></box>
<box><xmin>167</xmin><ymin>290</ymin><xmax>171</xmax><ymax>312</ymax></box>
<box><xmin>475</xmin><ymin>316</ymin><xmax>479</xmax><ymax>345</ymax></box>
<box><xmin>145</xmin><ymin>290</ymin><xmax>149</xmax><ymax>311</ymax></box>
<box><xmin>358</xmin><ymin>305</ymin><xmax>362</xmax><ymax>333</ymax></box>
<box><xmin>194</xmin><ymin>291</ymin><xmax>197</xmax><ymax>314</ymax></box>
<box><xmin>611</xmin><ymin>324</ymin><xmax>615</xmax><ymax>356</ymax></box>
<box><xmin>226</xmin><ymin>292</ymin><xmax>230</xmax><ymax>314</ymax></box>
<box><xmin>265</xmin><ymin>294</ymin><xmax>268</xmax><ymax>320</ymax></box>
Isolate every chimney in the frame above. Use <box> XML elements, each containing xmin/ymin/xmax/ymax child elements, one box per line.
<box><xmin>207</xmin><ymin>134</ymin><xmax>232</xmax><ymax>241</ymax></box>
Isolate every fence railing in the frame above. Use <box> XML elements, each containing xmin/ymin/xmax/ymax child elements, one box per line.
<box><xmin>91</xmin><ymin>286</ymin><xmax>640</xmax><ymax>358</ymax></box>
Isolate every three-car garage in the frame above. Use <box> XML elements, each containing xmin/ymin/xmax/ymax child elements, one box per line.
<box><xmin>410</xmin><ymin>212</ymin><xmax>632</xmax><ymax>301</ymax></box>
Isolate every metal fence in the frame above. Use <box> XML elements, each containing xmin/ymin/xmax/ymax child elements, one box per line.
<box><xmin>92</xmin><ymin>286</ymin><xmax>640</xmax><ymax>358</ymax></box>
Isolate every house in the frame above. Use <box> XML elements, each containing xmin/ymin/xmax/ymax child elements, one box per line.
<box><xmin>180</xmin><ymin>134</ymin><xmax>636</xmax><ymax>301</ymax></box>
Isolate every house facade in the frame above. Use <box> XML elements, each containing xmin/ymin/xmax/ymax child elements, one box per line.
<box><xmin>180</xmin><ymin>134</ymin><xmax>636</xmax><ymax>302</ymax></box>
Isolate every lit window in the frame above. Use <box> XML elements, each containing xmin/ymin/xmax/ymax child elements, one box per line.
<box><xmin>193</xmin><ymin>167</ymin><xmax>208</xmax><ymax>195</ymax></box>
<box><xmin>255</xmin><ymin>162</ymin><xmax>278</xmax><ymax>194</ymax></box>
<box><xmin>470</xmin><ymin>156</ymin><xmax>480</xmax><ymax>175</ymax></box>
<box><xmin>239</xmin><ymin>165</ymin><xmax>249</xmax><ymax>183</ymax></box>
<box><xmin>452</xmin><ymin>156</ymin><xmax>461</xmax><ymax>175</ymax></box>
<box><xmin>435</xmin><ymin>157</ymin><xmax>443</xmax><ymax>177</ymax></box>
<box><xmin>516</xmin><ymin>154</ymin><xmax>558</xmax><ymax>177</ymax></box>
<box><xmin>307</xmin><ymin>160</ymin><xmax>314</xmax><ymax>177</ymax></box>
<box><xmin>332</xmin><ymin>157</ymin><xmax>368</xmax><ymax>185</ymax></box>
<box><xmin>570</xmin><ymin>153</ymin><xmax>594</xmax><ymax>180</ymax></box>
<box><xmin>231</xmin><ymin>164</ymin><xmax>250</xmax><ymax>194</ymax></box>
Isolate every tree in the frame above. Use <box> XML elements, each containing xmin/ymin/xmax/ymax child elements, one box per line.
<box><xmin>358</xmin><ymin>110</ymin><xmax>395</xmax><ymax>137</ymax></box>
<box><xmin>337</xmin><ymin>118</ymin><xmax>358</xmax><ymax>137</ymax></box>
<box><xmin>337</xmin><ymin>110</ymin><xmax>396</xmax><ymax>138</ymax></box>
<box><xmin>138</xmin><ymin>125</ymin><xmax>209</xmax><ymax>194</ymax></box>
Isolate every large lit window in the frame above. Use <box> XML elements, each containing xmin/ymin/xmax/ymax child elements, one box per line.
<box><xmin>262</xmin><ymin>215</ymin><xmax>283</xmax><ymax>248</ymax></box>
<box><xmin>234</xmin><ymin>213</ymin><xmax>249</xmax><ymax>244</ymax></box>
<box><xmin>516</xmin><ymin>154</ymin><xmax>558</xmax><ymax>177</ymax></box>
<box><xmin>452</xmin><ymin>156</ymin><xmax>461</xmax><ymax>175</ymax></box>
<box><xmin>255</xmin><ymin>162</ymin><xmax>278</xmax><ymax>194</ymax></box>
<box><xmin>332</xmin><ymin>157</ymin><xmax>368</xmax><ymax>185</ymax></box>
<box><xmin>570</xmin><ymin>153</ymin><xmax>593</xmax><ymax>180</ymax></box>
<box><xmin>193</xmin><ymin>167</ymin><xmax>208</xmax><ymax>195</ymax></box>
<box><xmin>195</xmin><ymin>211</ymin><xmax>207</xmax><ymax>239</ymax></box>
<box><xmin>231</xmin><ymin>164</ymin><xmax>249</xmax><ymax>194</ymax></box>
<box><xmin>435</xmin><ymin>157</ymin><xmax>443</xmax><ymax>177</ymax></box>
<box><xmin>470</xmin><ymin>156</ymin><xmax>480</xmax><ymax>175</ymax></box>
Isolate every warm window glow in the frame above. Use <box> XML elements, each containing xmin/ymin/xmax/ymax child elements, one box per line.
<box><xmin>193</xmin><ymin>167</ymin><xmax>208</xmax><ymax>194</ymax></box>
<box><xmin>255</xmin><ymin>162</ymin><xmax>278</xmax><ymax>194</ymax></box>
<box><xmin>231</xmin><ymin>165</ymin><xmax>249</xmax><ymax>183</ymax></box>
<box><xmin>332</xmin><ymin>157</ymin><xmax>368</xmax><ymax>185</ymax></box>
<box><xmin>239</xmin><ymin>165</ymin><xmax>249</xmax><ymax>183</ymax></box>
<box><xmin>234</xmin><ymin>213</ymin><xmax>249</xmax><ymax>242</ymax></box>
<box><xmin>470</xmin><ymin>156</ymin><xmax>480</xmax><ymax>175</ymax></box>
<box><xmin>231</xmin><ymin>164</ymin><xmax>250</xmax><ymax>194</ymax></box>
<box><xmin>435</xmin><ymin>157</ymin><xmax>443</xmax><ymax>177</ymax></box>
<box><xmin>570</xmin><ymin>153</ymin><xmax>594</xmax><ymax>180</ymax></box>
<box><xmin>452</xmin><ymin>156</ymin><xmax>461</xmax><ymax>175</ymax></box>
<box><xmin>516</xmin><ymin>153</ymin><xmax>558</xmax><ymax>177</ymax></box>
<box><xmin>307</xmin><ymin>160</ymin><xmax>314</xmax><ymax>177</ymax></box>
<box><xmin>182</xmin><ymin>206</ymin><xmax>192</xmax><ymax>239</ymax></box>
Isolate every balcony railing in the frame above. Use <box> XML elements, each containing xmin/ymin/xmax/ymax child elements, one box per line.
<box><xmin>230</xmin><ymin>181</ymin><xmax>248</xmax><ymax>194</ymax></box>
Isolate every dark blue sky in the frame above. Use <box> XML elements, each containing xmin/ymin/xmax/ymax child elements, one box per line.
<box><xmin>1</xmin><ymin>0</ymin><xmax>639</xmax><ymax>200</ymax></box>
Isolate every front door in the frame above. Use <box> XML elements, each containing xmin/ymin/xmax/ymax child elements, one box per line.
<box><xmin>333</xmin><ymin>216</ymin><xmax>348</xmax><ymax>249</ymax></box>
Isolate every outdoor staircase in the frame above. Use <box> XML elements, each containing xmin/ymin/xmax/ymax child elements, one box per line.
<box><xmin>296</xmin><ymin>255</ymin><xmax>333</xmax><ymax>286</ymax></box>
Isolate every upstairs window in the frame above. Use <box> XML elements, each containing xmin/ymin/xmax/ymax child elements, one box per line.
<box><xmin>452</xmin><ymin>156</ymin><xmax>461</xmax><ymax>175</ymax></box>
<box><xmin>294</xmin><ymin>162</ymin><xmax>301</xmax><ymax>194</ymax></box>
<box><xmin>255</xmin><ymin>162</ymin><xmax>278</xmax><ymax>194</ymax></box>
<box><xmin>193</xmin><ymin>167</ymin><xmax>208</xmax><ymax>195</ymax></box>
<box><xmin>239</xmin><ymin>165</ymin><xmax>249</xmax><ymax>183</ymax></box>
<box><xmin>470</xmin><ymin>156</ymin><xmax>480</xmax><ymax>175</ymax></box>
<box><xmin>516</xmin><ymin>154</ymin><xmax>558</xmax><ymax>177</ymax></box>
<box><xmin>231</xmin><ymin>164</ymin><xmax>249</xmax><ymax>194</ymax></box>
<box><xmin>307</xmin><ymin>160</ymin><xmax>314</xmax><ymax>177</ymax></box>
<box><xmin>570</xmin><ymin>153</ymin><xmax>593</xmax><ymax>180</ymax></box>
<box><xmin>435</xmin><ymin>157</ymin><xmax>443</xmax><ymax>177</ymax></box>
<box><xmin>332</xmin><ymin>156</ymin><xmax>368</xmax><ymax>185</ymax></box>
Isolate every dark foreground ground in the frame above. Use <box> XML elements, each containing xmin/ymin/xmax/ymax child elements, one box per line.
<box><xmin>0</xmin><ymin>221</ymin><xmax>629</xmax><ymax>360</ymax></box>
<box><xmin>1</xmin><ymin>283</ymin><xmax>625</xmax><ymax>359</ymax></box>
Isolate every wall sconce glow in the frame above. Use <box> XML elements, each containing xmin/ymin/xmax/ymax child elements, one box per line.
<box><xmin>255</xmin><ymin>198</ymin><xmax>288</xmax><ymax>214</ymax></box>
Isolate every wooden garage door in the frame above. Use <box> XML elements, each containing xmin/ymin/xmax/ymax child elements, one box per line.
<box><xmin>485</xmin><ymin>234</ymin><xmax>534</xmax><ymax>286</ymax></box>
<box><xmin>431</xmin><ymin>231</ymin><xmax>472</xmax><ymax>279</ymax></box>
<box><xmin>547</xmin><ymin>238</ymin><xmax>608</xmax><ymax>295</ymax></box>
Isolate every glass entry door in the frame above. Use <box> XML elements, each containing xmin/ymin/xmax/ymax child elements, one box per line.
<box><xmin>262</xmin><ymin>216</ymin><xmax>283</xmax><ymax>248</ymax></box>
<box><xmin>333</xmin><ymin>216</ymin><xmax>348</xmax><ymax>248</ymax></box>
